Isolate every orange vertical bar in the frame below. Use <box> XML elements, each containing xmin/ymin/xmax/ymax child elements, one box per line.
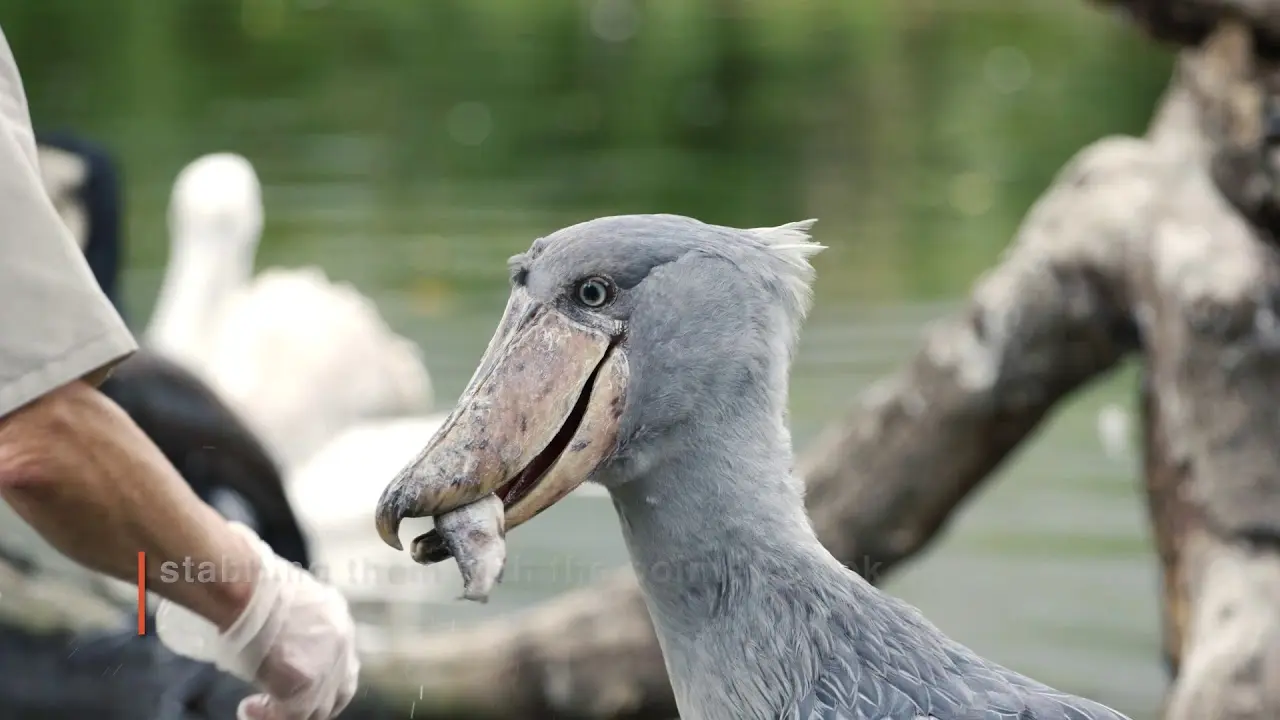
<box><xmin>137</xmin><ymin>551</ymin><xmax>146</xmax><ymax>635</ymax></box>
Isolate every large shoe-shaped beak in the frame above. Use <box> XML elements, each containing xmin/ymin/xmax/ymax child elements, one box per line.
<box><xmin>375</xmin><ymin>288</ymin><xmax>627</xmax><ymax>554</ymax></box>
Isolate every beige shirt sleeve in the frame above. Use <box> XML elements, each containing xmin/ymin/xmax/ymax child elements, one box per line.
<box><xmin>0</xmin><ymin>25</ymin><xmax>136</xmax><ymax>419</ymax></box>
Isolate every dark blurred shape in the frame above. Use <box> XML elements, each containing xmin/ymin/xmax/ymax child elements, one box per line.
<box><xmin>1088</xmin><ymin>0</ymin><xmax>1213</xmax><ymax>45</ymax></box>
<box><xmin>36</xmin><ymin>129</ymin><xmax>126</xmax><ymax>322</ymax></box>
<box><xmin>1088</xmin><ymin>0</ymin><xmax>1280</xmax><ymax>50</ymax></box>
<box><xmin>99</xmin><ymin>351</ymin><xmax>311</xmax><ymax>569</ymax></box>
<box><xmin>0</xmin><ymin>623</ymin><xmax>397</xmax><ymax>719</ymax></box>
<box><xmin>0</xmin><ymin>624</ymin><xmax>248</xmax><ymax>719</ymax></box>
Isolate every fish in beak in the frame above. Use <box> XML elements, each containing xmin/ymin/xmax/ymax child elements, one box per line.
<box><xmin>375</xmin><ymin>288</ymin><xmax>627</xmax><ymax>560</ymax></box>
<box><xmin>423</xmin><ymin>494</ymin><xmax>506</xmax><ymax>602</ymax></box>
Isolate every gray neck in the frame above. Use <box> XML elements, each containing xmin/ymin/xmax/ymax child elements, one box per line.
<box><xmin>608</xmin><ymin>404</ymin><xmax>866</xmax><ymax>718</ymax></box>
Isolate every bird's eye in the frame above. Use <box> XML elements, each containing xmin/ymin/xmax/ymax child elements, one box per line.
<box><xmin>575</xmin><ymin>276</ymin><xmax>613</xmax><ymax>308</ymax></box>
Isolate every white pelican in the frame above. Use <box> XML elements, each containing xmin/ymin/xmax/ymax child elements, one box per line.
<box><xmin>145</xmin><ymin>153</ymin><xmax>432</xmax><ymax>469</ymax></box>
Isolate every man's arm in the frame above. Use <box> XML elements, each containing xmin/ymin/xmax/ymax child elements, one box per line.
<box><xmin>0</xmin><ymin>378</ymin><xmax>257</xmax><ymax>630</ymax></box>
<box><xmin>0</xmin><ymin>25</ymin><xmax>355</xmax><ymax>719</ymax></box>
<box><xmin>0</xmin><ymin>25</ymin><xmax>258</xmax><ymax>628</ymax></box>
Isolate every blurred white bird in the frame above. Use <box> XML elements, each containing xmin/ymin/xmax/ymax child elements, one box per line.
<box><xmin>145</xmin><ymin>153</ymin><xmax>433</xmax><ymax>469</ymax></box>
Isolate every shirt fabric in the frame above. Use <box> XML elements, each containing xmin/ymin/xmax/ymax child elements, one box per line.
<box><xmin>0</xmin><ymin>23</ymin><xmax>136</xmax><ymax>420</ymax></box>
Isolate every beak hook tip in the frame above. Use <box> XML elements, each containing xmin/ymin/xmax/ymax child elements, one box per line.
<box><xmin>374</xmin><ymin>503</ymin><xmax>405</xmax><ymax>551</ymax></box>
<box><xmin>377</xmin><ymin>521</ymin><xmax>404</xmax><ymax>551</ymax></box>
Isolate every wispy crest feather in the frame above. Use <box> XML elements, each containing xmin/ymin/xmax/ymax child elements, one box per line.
<box><xmin>746</xmin><ymin>218</ymin><xmax>824</xmax><ymax>318</ymax></box>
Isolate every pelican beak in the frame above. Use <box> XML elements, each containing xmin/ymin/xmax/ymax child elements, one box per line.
<box><xmin>375</xmin><ymin>288</ymin><xmax>627</xmax><ymax>553</ymax></box>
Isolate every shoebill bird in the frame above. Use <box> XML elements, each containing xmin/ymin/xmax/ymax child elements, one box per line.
<box><xmin>375</xmin><ymin>214</ymin><xmax>1131</xmax><ymax>720</ymax></box>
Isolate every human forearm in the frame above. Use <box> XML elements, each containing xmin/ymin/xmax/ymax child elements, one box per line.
<box><xmin>0</xmin><ymin>379</ymin><xmax>256</xmax><ymax>630</ymax></box>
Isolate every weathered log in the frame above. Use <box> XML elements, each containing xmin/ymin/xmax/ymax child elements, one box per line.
<box><xmin>358</xmin><ymin>16</ymin><xmax>1280</xmax><ymax>720</ymax></box>
<box><xmin>1136</xmin><ymin>25</ymin><xmax>1280</xmax><ymax>720</ymax></box>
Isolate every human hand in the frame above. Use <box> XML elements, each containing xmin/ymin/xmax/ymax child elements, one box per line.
<box><xmin>155</xmin><ymin>522</ymin><xmax>359</xmax><ymax>720</ymax></box>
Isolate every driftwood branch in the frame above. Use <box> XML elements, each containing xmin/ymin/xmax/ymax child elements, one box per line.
<box><xmin>1134</xmin><ymin>25</ymin><xmax>1280</xmax><ymax>720</ymax></box>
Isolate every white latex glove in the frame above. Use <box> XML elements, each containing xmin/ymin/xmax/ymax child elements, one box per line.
<box><xmin>154</xmin><ymin>522</ymin><xmax>359</xmax><ymax>720</ymax></box>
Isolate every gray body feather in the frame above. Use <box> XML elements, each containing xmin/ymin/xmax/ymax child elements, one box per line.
<box><xmin>783</xmin><ymin>589</ymin><xmax>1133</xmax><ymax>720</ymax></box>
<box><xmin>513</xmin><ymin>215</ymin><xmax>1132</xmax><ymax>720</ymax></box>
